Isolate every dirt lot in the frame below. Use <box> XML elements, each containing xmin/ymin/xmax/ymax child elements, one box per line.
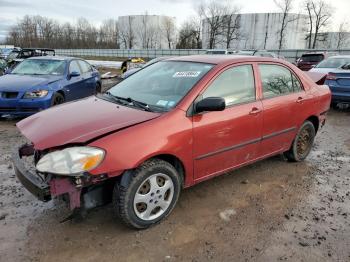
<box><xmin>0</xmin><ymin>109</ymin><xmax>349</xmax><ymax>262</ymax></box>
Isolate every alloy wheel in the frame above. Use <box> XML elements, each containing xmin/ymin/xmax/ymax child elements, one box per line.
<box><xmin>133</xmin><ymin>173</ymin><xmax>174</xmax><ymax>221</ymax></box>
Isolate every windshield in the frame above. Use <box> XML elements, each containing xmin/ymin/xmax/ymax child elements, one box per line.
<box><xmin>316</xmin><ymin>57</ymin><xmax>350</xmax><ymax>68</ymax></box>
<box><xmin>1</xmin><ymin>48</ymin><xmax>13</xmax><ymax>55</ymax></box>
<box><xmin>7</xmin><ymin>51</ymin><xmax>19</xmax><ymax>60</ymax></box>
<box><xmin>107</xmin><ymin>61</ymin><xmax>214</xmax><ymax>111</ymax></box>
<box><xmin>300</xmin><ymin>54</ymin><xmax>324</xmax><ymax>62</ymax></box>
<box><xmin>11</xmin><ymin>59</ymin><xmax>66</xmax><ymax>75</ymax></box>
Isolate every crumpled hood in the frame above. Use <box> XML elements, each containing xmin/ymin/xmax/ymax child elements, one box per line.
<box><xmin>17</xmin><ymin>96</ymin><xmax>161</xmax><ymax>150</ymax></box>
<box><xmin>0</xmin><ymin>74</ymin><xmax>62</xmax><ymax>92</ymax></box>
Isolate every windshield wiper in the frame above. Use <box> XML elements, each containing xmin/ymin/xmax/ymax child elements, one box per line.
<box><xmin>105</xmin><ymin>92</ymin><xmax>152</xmax><ymax>112</ymax></box>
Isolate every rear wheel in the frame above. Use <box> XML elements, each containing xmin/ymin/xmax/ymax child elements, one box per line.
<box><xmin>284</xmin><ymin>120</ymin><xmax>316</xmax><ymax>162</ymax></box>
<box><xmin>113</xmin><ymin>159</ymin><xmax>181</xmax><ymax>229</ymax></box>
<box><xmin>51</xmin><ymin>93</ymin><xmax>65</xmax><ymax>106</ymax></box>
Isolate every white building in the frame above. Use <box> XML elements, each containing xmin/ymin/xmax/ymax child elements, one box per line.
<box><xmin>118</xmin><ymin>15</ymin><xmax>177</xmax><ymax>49</ymax></box>
<box><xmin>311</xmin><ymin>32</ymin><xmax>350</xmax><ymax>49</ymax></box>
<box><xmin>202</xmin><ymin>13</ymin><xmax>308</xmax><ymax>50</ymax></box>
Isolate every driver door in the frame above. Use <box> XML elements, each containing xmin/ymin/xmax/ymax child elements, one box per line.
<box><xmin>192</xmin><ymin>64</ymin><xmax>263</xmax><ymax>182</ymax></box>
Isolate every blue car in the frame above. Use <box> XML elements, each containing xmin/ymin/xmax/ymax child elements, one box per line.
<box><xmin>0</xmin><ymin>56</ymin><xmax>101</xmax><ymax>117</ymax></box>
<box><xmin>310</xmin><ymin>55</ymin><xmax>350</xmax><ymax>107</ymax></box>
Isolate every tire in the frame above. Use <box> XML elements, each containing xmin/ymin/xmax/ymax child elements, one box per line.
<box><xmin>113</xmin><ymin>159</ymin><xmax>182</xmax><ymax>229</ymax></box>
<box><xmin>95</xmin><ymin>83</ymin><xmax>102</xmax><ymax>94</ymax></box>
<box><xmin>284</xmin><ymin>120</ymin><xmax>316</xmax><ymax>162</ymax></box>
<box><xmin>51</xmin><ymin>93</ymin><xmax>65</xmax><ymax>106</ymax></box>
<box><xmin>331</xmin><ymin>102</ymin><xmax>338</xmax><ymax>110</ymax></box>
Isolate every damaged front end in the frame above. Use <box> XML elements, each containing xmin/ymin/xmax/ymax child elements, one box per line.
<box><xmin>13</xmin><ymin>144</ymin><xmax>112</xmax><ymax>214</ymax></box>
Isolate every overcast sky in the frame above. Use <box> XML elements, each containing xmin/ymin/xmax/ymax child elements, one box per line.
<box><xmin>1</xmin><ymin>0</ymin><xmax>349</xmax><ymax>42</ymax></box>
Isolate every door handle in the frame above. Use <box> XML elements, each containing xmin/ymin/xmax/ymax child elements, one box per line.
<box><xmin>296</xmin><ymin>97</ymin><xmax>304</xmax><ymax>103</ymax></box>
<box><xmin>249</xmin><ymin>107</ymin><xmax>262</xmax><ymax>115</ymax></box>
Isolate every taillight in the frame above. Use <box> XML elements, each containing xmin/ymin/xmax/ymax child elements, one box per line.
<box><xmin>326</xmin><ymin>73</ymin><xmax>337</xmax><ymax>80</ymax></box>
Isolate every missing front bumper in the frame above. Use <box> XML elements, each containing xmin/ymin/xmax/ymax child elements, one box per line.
<box><xmin>12</xmin><ymin>144</ymin><xmax>51</xmax><ymax>202</ymax></box>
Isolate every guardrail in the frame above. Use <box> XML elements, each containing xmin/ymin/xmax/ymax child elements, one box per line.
<box><xmin>55</xmin><ymin>48</ymin><xmax>350</xmax><ymax>63</ymax></box>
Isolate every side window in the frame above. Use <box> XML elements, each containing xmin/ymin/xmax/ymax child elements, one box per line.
<box><xmin>202</xmin><ymin>65</ymin><xmax>256</xmax><ymax>107</ymax></box>
<box><xmin>78</xmin><ymin>60</ymin><xmax>92</xmax><ymax>73</ymax></box>
<box><xmin>69</xmin><ymin>60</ymin><xmax>81</xmax><ymax>74</ymax></box>
<box><xmin>292</xmin><ymin>74</ymin><xmax>303</xmax><ymax>92</ymax></box>
<box><xmin>259</xmin><ymin>64</ymin><xmax>295</xmax><ymax>98</ymax></box>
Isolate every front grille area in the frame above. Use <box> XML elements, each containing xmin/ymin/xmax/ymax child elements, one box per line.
<box><xmin>1</xmin><ymin>92</ymin><xmax>19</xmax><ymax>99</ymax></box>
<box><xmin>0</xmin><ymin>107</ymin><xmax>16</xmax><ymax>111</ymax></box>
<box><xmin>0</xmin><ymin>107</ymin><xmax>39</xmax><ymax>112</ymax></box>
<box><xmin>21</xmin><ymin>107</ymin><xmax>38</xmax><ymax>112</ymax></box>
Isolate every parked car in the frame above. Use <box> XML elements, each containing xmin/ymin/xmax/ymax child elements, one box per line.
<box><xmin>13</xmin><ymin>56</ymin><xmax>330</xmax><ymax>229</ymax></box>
<box><xmin>0</xmin><ymin>56</ymin><xmax>101</xmax><ymax>118</ymax></box>
<box><xmin>205</xmin><ymin>49</ymin><xmax>235</xmax><ymax>55</ymax></box>
<box><xmin>310</xmin><ymin>56</ymin><xmax>350</xmax><ymax>107</ymax></box>
<box><xmin>296</xmin><ymin>52</ymin><xmax>337</xmax><ymax>71</ymax></box>
<box><xmin>122</xmin><ymin>56</ymin><xmax>174</xmax><ymax>79</ymax></box>
<box><xmin>0</xmin><ymin>58</ymin><xmax>7</xmax><ymax>76</ymax></box>
<box><xmin>7</xmin><ymin>48</ymin><xmax>55</xmax><ymax>69</ymax></box>
<box><xmin>236</xmin><ymin>50</ymin><xmax>280</xmax><ymax>58</ymax></box>
<box><xmin>0</xmin><ymin>47</ymin><xmax>16</xmax><ymax>59</ymax></box>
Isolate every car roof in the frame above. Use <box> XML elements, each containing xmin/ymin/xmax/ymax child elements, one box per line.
<box><xmin>327</xmin><ymin>55</ymin><xmax>350</xmax><ymax>59</ymax></box>
<box><xmin>21</xmin><ymin>48</ymin><xmax>55</xmax><ymax>51</ymax></box>
<box><xmin>167</xmin><ymin>55</ymin><xmax>281</xmax><ymax>65</ymax></box>
<box><xmin>27</xmin><ymin>56</ymin><xmax>79</xmax><ymax>61</ymax></box>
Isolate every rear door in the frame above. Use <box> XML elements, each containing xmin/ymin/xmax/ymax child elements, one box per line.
<box><xmin>192</xmin><ymin>64</ymin><xmax>263</xmax><ymax>182</ymax></box>
<box><xmin>65</xmin><ymin>60</ymin><xmax>85</xmax><ymax>101</ymax></box>
<box><xmin>78</xmin><ymin>60</ymin><xmax>97</xmax><ymax>95</ymax></box>
<box><xmin>258</xmin><ymin>64</ymin><xmax>306</xmax><ymax>156</ymax></box>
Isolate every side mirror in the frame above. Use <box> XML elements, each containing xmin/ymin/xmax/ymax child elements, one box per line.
<box><xmin>195</xmin><ymin>97</ymin><xmax>226</xmax><ymax>114</ymax></box>
<box><xmin>69</xmin><ymin>71</ymin><xmax>80</xmax><ymax>78</ymax></box>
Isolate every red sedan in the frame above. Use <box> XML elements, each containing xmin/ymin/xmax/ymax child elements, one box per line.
<box><xmin>13</xmin><ymin>56</ymin><xmax>331</xmax><ymax>228</ymax></box>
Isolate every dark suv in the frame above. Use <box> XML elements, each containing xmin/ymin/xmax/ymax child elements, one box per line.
<box><xmin>7</xmin><ymin>48</ymin><xmax>55</xmax><ymax>69</ymax></box>
<box><xmin>296</xmin><ymin>52</ymin><xmax>337</xmax><ymax>71</ymax></box>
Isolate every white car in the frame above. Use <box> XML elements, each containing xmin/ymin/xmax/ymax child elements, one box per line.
<box><xmin>310</xmin><ymin>55</ymin><xmax>350</xmax><ymax>74</ymax></box>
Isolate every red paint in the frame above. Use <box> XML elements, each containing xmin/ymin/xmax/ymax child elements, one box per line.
<box><xmin>17</xmin><ymin>56</ymin><xmax>331</xmax><ymax>189</ymax></box>
<box><xmin>50</xmin><ymin>178</ymin><xmax>82</xmax><ymax>209</ymax></box>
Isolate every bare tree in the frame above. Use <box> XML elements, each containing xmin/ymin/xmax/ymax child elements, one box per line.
<box><xmin>336</xmin><ymin>20</ymin><xmax>349</xmax><ymax>49</ymax></box>
<box><xmin>303</xmin><ymin>0</ymin><xmax>333</xmax><ymax>49</ymax></box>
<box><xmin>274</xmin><ymin>0</ymin><xmax>297</xmax><ymax>50</ymax></box>
<box><xmin>162</xmin><ymin>17</ymin><xmax>176</xmax><ymax>49</ymax></box>
<box><xmin>263</xmin><ymin>14</ymin><xmax>271</xmax><ymax>49</ymax></box>
<box><xmin>119</xmin><ymin>16</ymin><xmax>135</xmax><ymax>49</ymax></box>
<box><xmin>99</xmin><ymin>19</ymin><xmax>119</xmax><ymax>48</ymax></box>
<box><xmin>5</xmin><ymin>15</ymin><xmax>120</xmax><ymax>48</ymax></box>
<box><xmin>198</xmin><ymin>1</ymin><xmax>227</xmax><ymax>49</ymax></box>
<box><xmin>176</xmin><ymin>17</ymin><xmax>202</xmax><ymax>49</ymax></box>
<box><xmin>221</xmin><ymin>6</ymin><xmax>241</xmax><ymax>49</ymax></box>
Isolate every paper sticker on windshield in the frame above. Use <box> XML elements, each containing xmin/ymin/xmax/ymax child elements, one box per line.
<box><xmin>156</xmin><ymin>100</ymin><xmax>168</xmax><ymax>107</ymax></box>
<box><xmin>173</xmin><ymin>71</ymin><xmax>201</xmax><ymax>78</ymax></box>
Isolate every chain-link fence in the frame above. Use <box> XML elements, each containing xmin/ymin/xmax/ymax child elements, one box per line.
<box><xmin>55</xmin><ymin>49</ymin><xmax>350</xmax><ymax>63</ymax></box>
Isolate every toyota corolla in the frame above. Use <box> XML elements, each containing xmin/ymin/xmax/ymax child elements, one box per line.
<box><xmin>13</xmin><ymin>56</ymin><xmax>331</xmax><ymax>229</ymax></box>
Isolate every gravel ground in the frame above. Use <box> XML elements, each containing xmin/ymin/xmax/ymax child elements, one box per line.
<box><xmin>0</xmin><ymin>108</ymin><xmax>349</xmax><ymax>262</ymax></box>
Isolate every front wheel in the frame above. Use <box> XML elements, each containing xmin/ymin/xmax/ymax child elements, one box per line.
<box><xmin>113</xmin><ymin>159</ymin><xmax>181</xmax><ymax>229</ymax></box>
<box><xmin>284</xmin><ymin>120</ymin><xmax>316</xmax><ymax>162</ymax></box>
<box><xmin>51</xmin><ymin>93</ymin><xmax>65</xmax><ymax>106</ymax></box>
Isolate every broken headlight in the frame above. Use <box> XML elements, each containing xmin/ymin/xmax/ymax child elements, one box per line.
<box><xmin>23</xmin><ymin>90</ymin><xmax>48</xmax><ymax>99</ymax></box>
<box><xmin>36</xmin><ymin>146</ymin><xmax>105</xmax><ymax>175</ymax></box>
